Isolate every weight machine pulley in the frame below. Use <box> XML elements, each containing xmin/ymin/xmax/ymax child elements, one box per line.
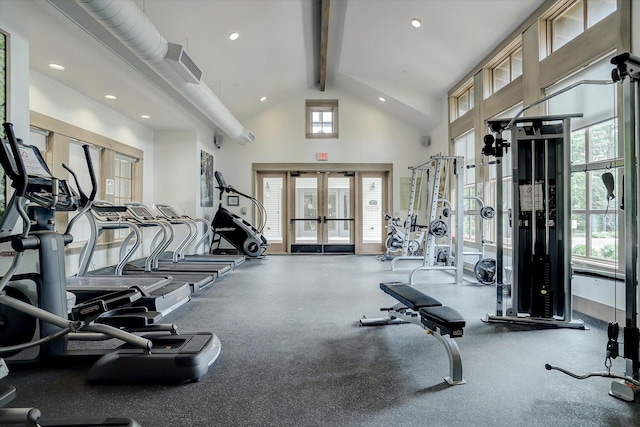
<box><xmin>546</xmin><ymin>52</ymin><xmax>640</xmax><ymax>402</ymax></box>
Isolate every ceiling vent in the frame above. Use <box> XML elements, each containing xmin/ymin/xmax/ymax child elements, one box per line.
<box><xmin>165</xmin><ymin>43</ymin><xmax>202</xmax><ymax>84</ymax></box>
<box><xmin>240</xmin><ymin>129</ymin><xmax>256</xmax><ymax>144</ymax></box>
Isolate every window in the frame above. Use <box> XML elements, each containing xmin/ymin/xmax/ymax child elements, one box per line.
<box><xmin>491</xmin><ymin>47</ymin><xmax>522</xmax><ymax>93</ymax></box>
<box><xmin>454</xmin><ymin>130</ymin><xmax>475</xmax><ymax>242</ymax></box>
<box><xmin>451</xmin><ymin>82</ymin><xmax>474</xmax><ymax>121</ymax></box>
<box><xmin>548</xmin><ymin>0</ymin><xmax>616</xmax><ymax>53</ymax></box>
<box><xmin>306</xmin><ymin>100</ymin><xmax>338</xmax><ymax>138</ymax></box>
<box><xmin>570</xmin><ymin>119</ymin><xmax>619</xmax><ymax>265</ymax></box>
<box><xmin>114</xmin><ymin>153</ymin><xmax>136</xmax><ymax>206</ymax></box>
<box><xmin>546</xmin><ymin>57</ymin><xmax>619</xmax><ymax>270</ymax></box>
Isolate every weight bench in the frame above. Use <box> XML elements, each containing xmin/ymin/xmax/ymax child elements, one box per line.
<box><xmin>360</xmin><ymin>282</ymin><xmax>466</xmax><ymax>385</ymax></box>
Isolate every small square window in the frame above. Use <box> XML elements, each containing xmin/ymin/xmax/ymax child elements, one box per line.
<box><xmin>306</xmin><ymin>100</ymin><xmax>338</xmax><ymax>138</ymax></box>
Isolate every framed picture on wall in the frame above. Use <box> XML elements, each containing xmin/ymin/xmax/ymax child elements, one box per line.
<box><xmin>227</xmin><ymin>195</ymin><xmax>239</xmax><ymax>206</ymax></box>
<box><xmin>200</xmin><ymin>150</ymin><xmax>214</xmax><ymax>207</ymax></box>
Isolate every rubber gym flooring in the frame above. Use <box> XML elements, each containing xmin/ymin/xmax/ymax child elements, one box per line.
<box><xmin>6</xmin><ymin>255</ymin><xmax>640</xmax><ymax>426</ymax></box>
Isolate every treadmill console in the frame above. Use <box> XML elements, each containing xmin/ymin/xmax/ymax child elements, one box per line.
<box><xmin>92</xmin><ymin>202</ymin><xmax>127</xmax><ymax>222</ymax></box>
<box><xmin>126</xmin><ymin>204</ymin><xmax>157</xmax><ymax>221</ymax></box>
<box><xmin>155</xmin><ymin>205</ymin><xmax>182</xmax><ymax>220</ymax></box>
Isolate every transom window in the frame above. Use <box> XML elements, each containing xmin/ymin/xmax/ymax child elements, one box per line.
<box><xmin>306</xmin><ymin>100</ymin><xmax>338</xmax><ymax>138</ymax></box>
<box><xmin>548</xmin><ymin>0</ymin><xmax>616</xmax><ymax>53</ymax></box>
<box><xmin>451</xmin><ymin>82</ymin><xmax>474</xmax><ymax>121</ymax></box>
<box><xmin>492</xmin><ymin>47</ymin><xmax>522</xmax><ymax>93</ymax></box>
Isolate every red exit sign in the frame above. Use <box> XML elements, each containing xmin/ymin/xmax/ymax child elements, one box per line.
<box><xmin>316</xmin><ymin>152</ymin><xmax>328</xmax><ymax>161</ymax></box>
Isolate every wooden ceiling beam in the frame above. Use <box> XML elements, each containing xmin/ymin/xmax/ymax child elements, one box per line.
<box><xmin>319</xmin><ymin>0</ymin><xmax>330</xmax><ymax>91</ymax></box>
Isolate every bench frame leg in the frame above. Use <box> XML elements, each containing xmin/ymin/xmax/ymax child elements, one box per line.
<box><xmin>361</xmin><ymin>305</ymin><xmax>466</xmax><ymax>386</ymax></box>
<box><xmin>431</xmin><ymin>331</ymin><xmax>466</xmax><ymax>385</ymax></box>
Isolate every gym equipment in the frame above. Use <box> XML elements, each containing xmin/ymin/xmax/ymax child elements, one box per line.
<box><xmin>546</xmin><ymin>52</ymin><xmax>640</xmax><ymax>401</ymax></box>
<box><xmin>382</xmin><ymin>213</ymin><xmax>426</xmax><ymax>258</ymax></box>
<box><xmin>392</xmin><ymin>156</ymin><xmax>464</xmax><ymax>286</ymax></box>
<box><xmin>0</xmin><ymin>122</ymin><xmax>221</xmax><ymax>383</ymax></box>
<box><xmin>78</xmin><ymin>201</ymin><xmax>214</xmax><ymax>298</ymax></box>
<box><xmin>546</xmin><ymin>321</ymin><xmax>640</xmax><ymax>402</ymax></box>
<box><xmin>59</xmin><ymin>144</ymin><xmax>189</xmax><ymax>319</ymax></box>
<box><xmin>459</xmin><ymin>194</ymin><xmax>497</xmax><ymax>285</ymax></box>
<box><xmin>360</xmin><ymin>282</ymin><xmax>466</xmax><ymax>385</ymax></box>
<box><xmin>211</xmin><ymin>171</ymin><xmax>268</xmax><ymax>258</ymax></box>
<box><xmin>0</xmin><ymin>358</ymin><xmax>142</xmax><ymax>426</ymax></box>
<box><xmin>123</xmin><ymin>202</ymin><xmax>233</xmax><ymax>281</ymax></box>
<box><xmin>153</xmin><ymin>204</ymin><xmax>245</xmax><ymax>267</ymax></box>
<box><xmin>480</xmin><ymin>113</ymin><xmax>585</xmax><ymax>329</ymax></box>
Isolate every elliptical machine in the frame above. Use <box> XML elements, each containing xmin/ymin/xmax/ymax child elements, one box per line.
<box><xmin>0</xmin><ymin>122</ymin><xmax>220</xmax><ymax>384</ymax></box>
<box><xmin>210</xmin><ymin>171</ymin><xmax>268</xmax><ymax>258</ymax></box>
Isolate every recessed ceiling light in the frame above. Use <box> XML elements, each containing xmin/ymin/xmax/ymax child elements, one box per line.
<box><xmin>141</xmin><ymin>114</ymin><xmax>150</xmax><ymax>119</ymax></box>
<box><xmin>260</xmin><ymin>96</ymin><xmax>267</xmax><ymax>102</ymax></box>
<box><xmin>379</xmin><ymin>97</ymin><xmax>386</xmax><ymax>102</ymax></box>
<box><xmin>104</xmin><ymin>94</ymin><xmax>117</xmax><ymax>100</ymax></box>
<box><xmin>229</xmin><ymin>32</ymin><xmax>239</xmax><ymax>41</ymax></box>
<box><xmin>48</xmin><ymin>63</ymin><xmax>65</xmax><ymax>71</ymax></box>
<box><xmin>411</xmin><ymin>18</ymin><xmax>422</xmax><ymax>28</ymax></box>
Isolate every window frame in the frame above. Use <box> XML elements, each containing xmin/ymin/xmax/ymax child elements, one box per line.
<box><xmin>450</xmin><ymin>81</ymin><xmax>474</xmax><ymax>121</ymax></box>
<box><xmin>306</xmin><ymin>99</ymin><xmax>339</xmax><ymax>139</ymax></box>
<box><xmin>546</xmin><ymin>0</ymin><xmax>617</xmax><ymax>55</ymax></box>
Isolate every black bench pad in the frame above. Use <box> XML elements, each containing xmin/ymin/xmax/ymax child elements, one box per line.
<box><xmin>380</xmin><ymin>282</ymin><xmax>442</xmax><ymax>310</ymax></box>
<box><xmin>420</xmin><ymin>306</ymin><xmax>466</xmax><ymax>336</ymax></box>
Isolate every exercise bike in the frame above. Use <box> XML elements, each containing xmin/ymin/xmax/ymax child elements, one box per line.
<box><xmin>210</xmin><ymin>171</ymin><xmax>268</xmax><ymax>258</ymax></box>
<box><xmin>383</xmin><ymin>214</ymin><xmax>426</xmax><ymax>257</ymax></box>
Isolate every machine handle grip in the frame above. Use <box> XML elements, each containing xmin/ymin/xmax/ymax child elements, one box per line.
<box><xmin>2</xmin><ymin>123</ymin><xmax>28</xmax><ymax>196</ymax></box>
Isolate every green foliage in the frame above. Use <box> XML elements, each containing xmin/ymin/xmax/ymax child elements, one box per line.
<box><xmin>572</xmin><ymin>244</ymin><xmax>587</xmax><ymax>255</ymax></box>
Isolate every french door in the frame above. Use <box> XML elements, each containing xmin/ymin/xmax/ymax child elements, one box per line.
<box><xmin>290</xmin><ymin>172</ymin><xmax>355</xmax><ymax>253</ymax></box>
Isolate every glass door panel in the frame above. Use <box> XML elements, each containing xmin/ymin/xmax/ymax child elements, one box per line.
<box><xmin>291</xmin><ymin>175</ymin><xmax>321</xmax><ymax>252</ymax></box>
<box><xmin>257</xmin><ymin>172</ymin><xmax>286</xmax><ymax>254</ymax></box>
<box><xmin>358</xmin><ymin>172</ymin><xmax>387</xmax><ymax>254</ymax></box>
<box><xmin>324</xmin><ymin>174</ymin><xmax>354</xmax><ymax>252</ymax></box>
<box><xmin>289</xmin><ymin>172</ymin><xmax>354</xmax><ymax>253</ymax></box>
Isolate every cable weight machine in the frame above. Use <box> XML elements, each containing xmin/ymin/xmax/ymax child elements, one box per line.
<box><xmin>545</xmin><ymin>52</ymin><xmax>640</xmax><ymax>402</ymax></box>
<box><xmin>482</xmin><ymin>114</ymin><xmax>585</xmax><ymax>329</ymax></box>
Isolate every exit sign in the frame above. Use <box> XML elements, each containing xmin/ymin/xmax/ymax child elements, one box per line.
<box><xmin>316</xmin><ymin>152</ymin><xmax>328</xmax><ymax>161</ymax></box>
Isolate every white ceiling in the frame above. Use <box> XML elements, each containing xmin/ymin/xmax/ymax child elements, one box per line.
<box><xmin>26</xmin><ymin>0</ymin><xmax>545</xmax><ymax>137</ymax></box>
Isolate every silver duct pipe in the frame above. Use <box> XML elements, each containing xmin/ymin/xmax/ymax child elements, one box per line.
<box><xmin>75</xmin><ymin>0</ymin><xmax>254</xmax><ymax>144</ymax></box>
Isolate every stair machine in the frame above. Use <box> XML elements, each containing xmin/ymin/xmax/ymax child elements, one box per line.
<box><xmin>153</xmin><ymin>203</ymin><xmax>245</xmax><ymax>267</ymax></box>
<box><xmin>545</xmin><ymin>53</ymin><xmax>640</xmax><ymax>402</ymax></box>
<box><xmin>211</xmin><ymin>171</ymin><xmax>268</xmax><ymax>258</ymax></box>
<box><xmin>0</xmin><ymin>122</ymin><xmax>221</xmax><ymax>383</ymax></box>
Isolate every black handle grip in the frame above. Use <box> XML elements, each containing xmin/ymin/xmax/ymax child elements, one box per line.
<box><xmin>83</xmin><ymin>145</ymin><xmax>98</xmax><ymax>201</ymax></box>
<box><xmin>2</xmin><ymin>123</ymin><xmax>28</xmax><ymax>196</ymax></box>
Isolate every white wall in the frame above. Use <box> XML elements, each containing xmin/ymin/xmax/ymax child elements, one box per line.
<box><xmin>216</xmin><ymin>87</ymin><xmax>428</xmax><ymax>218</ymax></box>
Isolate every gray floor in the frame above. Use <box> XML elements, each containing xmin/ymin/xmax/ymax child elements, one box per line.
<box><xmin>6</xmin><ymin>255</ymin><xmax>640</xmax><ymax>426</ymax></box>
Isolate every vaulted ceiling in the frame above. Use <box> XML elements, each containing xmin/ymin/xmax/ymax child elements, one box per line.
<box><xmin>26</xmin><ymin>0</ymin><xmax>545</xmax><ymax>138</ymax></box>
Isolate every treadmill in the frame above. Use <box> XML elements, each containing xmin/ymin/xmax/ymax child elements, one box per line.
<box><xmin>153</xmin><ymin>203</ymin><xmax>245</xmax><ymax>268</ymax></box>
<box><xmin>123</xmin><ymin>203</ymin><xmax>234</xmax><ymax>281</ymax></box>
<box><xmin>75</xmin><ymin>202</ymin><xmax>199</xmax><ymax>315</ymax></box>
<box><xmin>83</xmin><ymin>202</ymin><xmax>216</xmax><ymax>294</ymax></box>
<box><xmin>29</xmin><ymin>143</ymin><xmax>193</xmax><ymax>319</ymax></box>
